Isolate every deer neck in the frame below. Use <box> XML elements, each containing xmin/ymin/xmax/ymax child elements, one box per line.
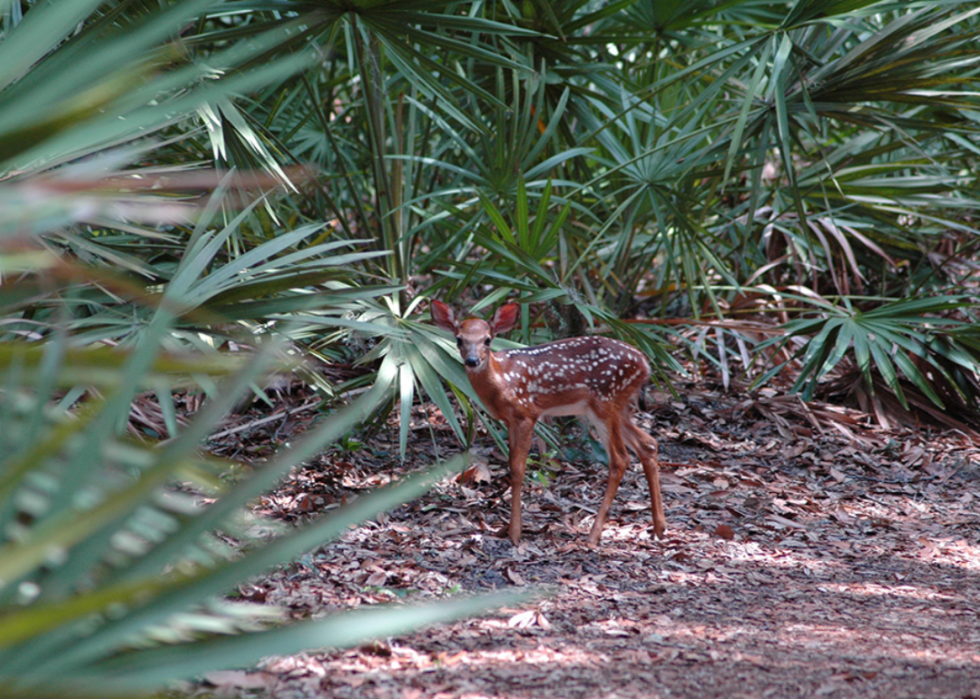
<box><xmin>465</xmin><ymin>351</ymin><xmax>510</xmax><ymax>421</ymax></box>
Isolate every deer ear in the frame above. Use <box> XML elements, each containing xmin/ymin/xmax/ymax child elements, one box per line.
<box><xmin>490</xmin><ymin>303</ymin><xmax>520</xmax><ymax>335</ymax></box>
<box><xmin>430</xmin><ymin>300</ymin><xmax>458</xmax><ymax>332</ymax></box>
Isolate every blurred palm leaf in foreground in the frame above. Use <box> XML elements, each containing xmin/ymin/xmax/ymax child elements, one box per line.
<box><xmin>0</xmin><ymin>307</ymin><xmax>496</xmax><ymax>695</ymax></box>
<box><xmin>0</xmin><ymin>0</ymin><xmax>513</xmax><ymax>694</ymax></box>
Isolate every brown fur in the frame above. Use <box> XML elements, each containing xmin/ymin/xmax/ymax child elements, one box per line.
<box><xmin>431</xmin><ymin>300</ymin><xmax>666</xmax><ymax>546</ymax></box>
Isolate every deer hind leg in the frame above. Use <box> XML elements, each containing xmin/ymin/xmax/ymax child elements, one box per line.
<box><xmin>622</xmin><ymin>416</ymin><xmax>666</xmax><ymax>538</ymax></box>
<box><xmin>587</xmin><ymin>414</ymin><xmax>630</xmax><ymax>546</ymax></box>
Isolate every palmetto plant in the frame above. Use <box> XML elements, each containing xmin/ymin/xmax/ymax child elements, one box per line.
<box><xmin>4</xmin><ymin>0</ymin><xmax>980</xmax><ymax>689</ymax></box>
<box><xmin>758</xmin><ymin>293</ymin><xmax>980</xmax><ymax>427</ymax></box>
<box><xmin>0</xmin><ymin>0</ymin><xmax>521</xmax><ymax>693</ymax></box>
<box><xmin>0</xmin><ymin>308</ymin><xmax>507</xmax><ymax>694</ymax></box>
<box><xmin>255</xmin><ymin>0</ymin><xmax>979</xmax><ymax>427</ymax></box>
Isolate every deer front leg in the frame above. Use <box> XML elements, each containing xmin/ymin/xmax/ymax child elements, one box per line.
<box><xmin>506</xmin><ymin>417</ymin><xmax>535</xmax><ymax>545</ymax></box>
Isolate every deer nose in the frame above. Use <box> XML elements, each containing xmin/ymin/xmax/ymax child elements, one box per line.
<box><xmin>464</xmin><ymin>357</ymin><xmax>480</xmax><ymax>367</ymax></box>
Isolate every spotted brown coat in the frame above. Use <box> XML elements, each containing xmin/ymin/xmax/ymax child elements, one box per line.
<box><xmin>431</xmin><ymin>300</ymin><xmax>666</xmax><ymax>546</ymax></box>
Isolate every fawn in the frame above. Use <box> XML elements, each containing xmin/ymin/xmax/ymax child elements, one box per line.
<box><xmin>430</xmin><ymin>300</ymin><xmax>666</xmax><ymax>546</ymax></box>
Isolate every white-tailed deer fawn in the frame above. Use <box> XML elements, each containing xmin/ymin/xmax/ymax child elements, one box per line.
<box><xmin>431</xmin><ymin>300</ymin><xmax>666</xmax><ymax>546</ymax></box>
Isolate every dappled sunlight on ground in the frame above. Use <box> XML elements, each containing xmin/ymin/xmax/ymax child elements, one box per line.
<box><xmin>205</xmin><ymin>386</ymin><xmax>980</xmax><ymax>698</ymax></box>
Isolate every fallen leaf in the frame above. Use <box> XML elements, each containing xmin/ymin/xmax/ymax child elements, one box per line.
<box><xmin>505</xmin><ymin>568</ymin><xmax>526</xmax><ymax>586</ymax></box>
<box><xmin>457</xmin><ymin>461</ymin><xmax>492</xmax><ymax>485</ymax></box>
<box><xmin>203</xmin><ymin>671</ymin><xmax>276</xmax><ymax>691</ymax></box>
<box><xmin>507</xmin><ymin>609</ymin><xmax>537</xmax><ymax>628</ymax></box>
<box><xmin>715</xmin><ymin>524</ymin><xmax>735</xmax><ymax>540</ymax></box>
<box><xmin>365</xmin><ymin>570</ymin><xmax>388</xmax><ymax>587</ymax></box>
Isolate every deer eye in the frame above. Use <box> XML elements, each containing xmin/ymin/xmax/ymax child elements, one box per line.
<box><xmin>484</xmin><ymin>338</ymin><xmax>492</xmax><ymax>347</ymax></box>
<box><xmin>455</xmin><ymin>337</ymin><xmax>463</xmax><ymax>347</ymax></box>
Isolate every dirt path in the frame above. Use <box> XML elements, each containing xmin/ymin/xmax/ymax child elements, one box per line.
<box><xmin>204</xmin><ymin>384</ymin><xmax>980</xmax><ymax>699</ymax></box>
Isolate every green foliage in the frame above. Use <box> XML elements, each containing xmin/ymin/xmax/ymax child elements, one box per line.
<box><xmin>4</xmin><ymin>0</ymin><xmax>980</xmax><ymax>685</ymax></box>
<box><xmin>147</xmin><ymin>0</ymin><xmax>980</xmax><ymax>426</ymax></box>
<box><xmin>277</xmin><ymin>0</ymin><xmax>978</xmax><ymax>424</ymax></box>
<box><xmin>761</xmin><ymin>293</ymin><xmax>980</xmax><ymax>411</ymax></box>
<box><xmin>0</xmin><ymin>318</ymin><xmax>498</xmax><ymax>694</ymax></box>
<box><xmin>0</xmin><ymin>1</ymin><xmax>521</xmax><ymax>693</ymax></box>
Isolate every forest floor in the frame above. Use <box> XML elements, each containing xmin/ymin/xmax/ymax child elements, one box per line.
<box><xmin>199</xmin><ymin>378</ymin><xmax>980</xmax><ymax>699</ymax></box>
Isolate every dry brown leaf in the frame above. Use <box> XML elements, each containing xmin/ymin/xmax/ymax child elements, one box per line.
<box><xmin>505</xmin><ymin>568</ymin><xmax>526</xmax><ymax>586</ymax></box>
<box><xmin>365</xmin><ymin>570</ymin><xmax>388</xmax><ymax>587</ymax></box>
<box><xmin>715</xmin><ymin>524</ymin><xmax>735</xmax><ymax>540</ymax></box>
<box><xmin>507</xmin><ymin>609</ymin><xmax>537</xmax><ymax>628</ymax></box>
<box><xmin>204</xmin><ymin>670</ymin><xmax>276</xmax><ymax>691</ymax></box>
<box><xmin>457</xmin><ymin>461</ymin><xmax>492</xmax><ymax>485</ymax></box>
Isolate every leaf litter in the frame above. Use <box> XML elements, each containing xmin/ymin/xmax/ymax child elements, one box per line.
<box><xmin>198</xmin><ymin>377</ymin><xmax>980</xmax><ymax>699</ymax></box>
